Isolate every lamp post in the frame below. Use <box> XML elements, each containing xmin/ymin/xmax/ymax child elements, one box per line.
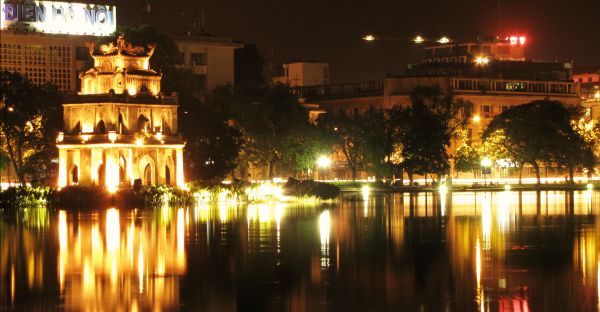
<box><xmin>481</xmin><ymin>157</ymin><xmax>492</xmax><ymax>187</ymax></box>
<box><xmin>317</xmin><ymin>155</ymin><xmax>332</xmax><ymax>181</ymax></box>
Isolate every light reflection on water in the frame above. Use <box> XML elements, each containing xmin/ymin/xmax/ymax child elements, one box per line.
<box><xmin>0</xmin><ymin>190</ymin><xmax>600</xmax><ymax>311</ymax></box>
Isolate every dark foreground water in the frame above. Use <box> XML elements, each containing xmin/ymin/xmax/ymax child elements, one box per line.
<box><xmin>1</xmin><ymin>190</ymin><xmax>600</xmax><ymax>311</ymax></box>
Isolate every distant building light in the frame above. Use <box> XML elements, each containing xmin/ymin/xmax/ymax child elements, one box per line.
<box><xmin>136</xmin><ymin>138</ymin><xmax>144</xmax><ymax>146</ymax></box>
<box><xmin>509</xmin><ymin>36</ymin><xmax>518</xmax><ymax>45</ymax></box>
<box><xmin>475</xmin><ymin>56</ymin><xmax>489</xmax><ymax>65</ymax></box>
<box><xmin>437</xmin><ymin>36</ymin><xmax>451</xmax><ymax>44</ymax></box>
<box><xmin>57</xmin><ymin>132</ymin><xmax>64</xmax><ymax>143</ymax></box>
<box><xmin>519</xmin><ymin>36</ymin><xmax>526</xmax><ymax>45</ymax></box>
<box><xmin>413</xmin><ymin>35</ymin><xmax>425</xmax><ymax>44</ymax></box>
<box><xmin>363</xmin><ymin>34</ymin><xmax>376</xmax><ymax>41</ymax></box>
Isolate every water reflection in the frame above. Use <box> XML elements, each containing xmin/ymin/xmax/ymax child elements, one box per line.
<box><xmin>1</xmin><ymin>190</ymin><xmax>600</xmax><ymax>310</ymax></box>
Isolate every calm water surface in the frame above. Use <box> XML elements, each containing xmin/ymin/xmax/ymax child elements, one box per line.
<box><xmin>1</xmin><ymin>190</ymin><xmax>600</xmax><ymax>311</ymax></box>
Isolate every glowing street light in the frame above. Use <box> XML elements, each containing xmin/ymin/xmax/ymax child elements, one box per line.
<box><xmin>363</xmin><ymin>34</ymin><xmax>376</xmax><ymax>41</ymax></box>
<box><xmin>317</xmin><ymin>155</ymin><xmax>332</xmax><ymax>168</ymax></box>
<box><xmin>413</xmin><ymin>35</ymin><xmax>425</xmax><ymax>43</ymax></box>
<box><xmin>481</xmin><ymin>157</ymin><xmax>492</xmax><ymax>187</ymax></box>
<box><xmin>473</xmin><ymin>115</ymin><xmax>481</xmax><ymax>123</ymax></box>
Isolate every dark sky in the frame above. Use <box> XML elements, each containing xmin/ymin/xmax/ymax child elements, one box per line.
<box><xmin>115</xmin><ymin>0</ymin><xmax>600</xmax><ymax>83</ymax></box>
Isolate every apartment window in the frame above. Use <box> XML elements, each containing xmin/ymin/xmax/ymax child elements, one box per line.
<box><xmin>482</xmin><ymin>105</ymin><xmax>492</xmax><ymax>118</ymax></box>
<box><xmin>589</xmin><ymin>77</ymin><xmax>594</xmax><ymax>82</ymax></box>
<box><xmin>497</xmin><ymin>45</ymin><xmax>510</xmax><ymax>55</ymax></box>
<box><xmin>190</xmin><ymin>53</ymin><xmax>206</xmax><ymax>66</ymax></box>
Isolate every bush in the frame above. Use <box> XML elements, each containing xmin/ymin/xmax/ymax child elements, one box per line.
<box><xmin>52</xmin><ymin>186</ymin><xmax>140</xmax><ymax>209</ymax></box>
<box><xmin>0</xmin><ymin>186</ymin><xmax>51</xmax><ymax>210</ymax></box>
<box><xmin>283</xmin><ymin>178</ymin><xmax>340</xmax><ymax>200</ymax></box>
<box><xmin>142</xmin><ymin>185</ymin><xmax>194</xmax><ymax>207</ymax></box>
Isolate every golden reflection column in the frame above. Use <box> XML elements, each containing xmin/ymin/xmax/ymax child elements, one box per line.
<box><xmin>176</xmin><ymin>148</ymin><xmax>184</xmax><ymax>188</ymax></box>
<box><xmin>58</xmin><ymin>148</ymin><xmax>67</xmax><ymax>187</ymax></box>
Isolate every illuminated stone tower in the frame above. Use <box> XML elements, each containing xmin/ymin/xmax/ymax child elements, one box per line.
<box><xmin>57</xmin><ymin>36</ymin><xmax>185</xmax><ymax>190</ymax></box>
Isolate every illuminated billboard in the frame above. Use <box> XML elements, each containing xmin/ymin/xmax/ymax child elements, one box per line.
<box><xmin>1</xmin><ymin>0</ymin><xmax>116</xmax><ymax>36</ymax></box>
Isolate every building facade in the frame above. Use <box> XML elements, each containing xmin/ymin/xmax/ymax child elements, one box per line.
<box><xmin>171</xmin><ymin>34</ymin><xmax>242</xmax><ymax>95</ymax></box>
<box><xmin>292</xmin><ymin>39</ymin><xmax>580</xmax><ymax>180</ymax></box>
<box><xmin>57</xmin><ymin>37</ymin><xmax>185</xmax><ymax>190</ymax></box>
<box><xmin>272</xmin><ymin>61</ymin><xmax>330</xmax><ymax>87</ymax></box>
<box><xmin>0</xmin><ymin>30</ymin><xmax>94</xmax><ymax>93</ymax></box>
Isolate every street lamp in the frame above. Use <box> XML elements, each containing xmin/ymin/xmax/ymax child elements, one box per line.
<box><xmin>317</xmin><ymin>155</ymin><xmax>331</xmax><ymax>181</ymax></box>
<box><xmin>481</xmin><ymin>157</ymin><xmax>492</xmax><ymax>187</ymax></box>
<box><xmin>472</xmin><ymin>115</ymin><xmax>481</xmax><ymax>123</ymax></box>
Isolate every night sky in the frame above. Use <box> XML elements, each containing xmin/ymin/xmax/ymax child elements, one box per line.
<box><xmin>114</xmin><ymin>0</ymin><xmax>600</xmax><ymax>83</ymax></box>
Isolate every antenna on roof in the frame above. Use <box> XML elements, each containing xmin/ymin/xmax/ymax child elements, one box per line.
<box><xmin>497</xmin><ymin>0</ymin><xmax>502</xmax><ymax>35</ymax></box>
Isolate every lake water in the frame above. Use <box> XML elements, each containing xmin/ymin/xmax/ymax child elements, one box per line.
<box><xmin>1</xmin><ymin>190</ymin><xmax>599</xmax><ymax>311</ymax></box>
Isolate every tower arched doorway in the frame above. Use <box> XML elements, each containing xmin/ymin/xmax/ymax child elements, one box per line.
<box><xmin>165</xmin><ymin>155</ymin><xmax>175</xmax><ymax>186</ymax></box>
<box><xmin>144</xmin><ymin>164</ymin><xmax>152</xmax><ymax>186</ymax></box>
<box><xmin>119</xmin><ymin>156</ymin><xmax>127</xmax><ymax>185</ymax></box>
<box><xmin>96</xmin><ymin>120</ymin><xmax>107</xmax><ymax>134</ymax></box>
<box><xmin>138</xmin><ymin>155</ymin><xmax>156</xmax><ymax>185</ymax></box>
<box><xmin>97</xmin><ymin>164</ymin><xmax>105</xmax><ymax>186</ymax></box>
<box><xmin>70</xmin><ymin>164</ymin><xmax>79</xmax><ymax>185</ymax></box>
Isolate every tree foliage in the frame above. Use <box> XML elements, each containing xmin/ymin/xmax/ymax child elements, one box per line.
<box><xmin>0</xmin><ymin>71</ymin><xmax>62</xmax><ymax>185</ymax></box>
<box><xmin>483</xmin><ymin>100</ymin><xmax>596</xmax><ymax>184</ymax></box>
<box><xmin>394</xmin><ymin>86</ymin><xmax>469</xmax><ymax>182</ymax></box>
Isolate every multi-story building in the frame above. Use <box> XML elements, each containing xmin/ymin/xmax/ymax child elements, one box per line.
<box><xmin>0</xmin><ymin>0</ymin><xmax>116</xmax><ymax>93</ymax></box>
<box><xmin>293</xmin><ymin>38</ymin><xmax>580</xmax><ymax>179</ymax></box>
<box><xmin>574</xmin><ymin>67</ymin><xmax>600</xmax><ymax>118</ymax></box>
<box><xmin>57</xmin><ymin>37</ymin><xmax>185</xmax><ymax>190</ymax></box>
<box><xmin>171</xmin><ymin>34</ymin><xmax>242</xmax><ymax>95</ymax></box>
<box><xmin>272</xmin><ymin>61</ymin><xmax>329</xmax><ymax>87</ymax></box>
<box><xmin>424</xmin><ymin>36</ymin><xmax>527</xmax><ymax>64</ymax></box>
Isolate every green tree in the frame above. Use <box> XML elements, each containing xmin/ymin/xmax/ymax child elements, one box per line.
<box><xmin>0</xmin><ymin>71</ymin><xmax>62</xmax><ymax>185</ymax></box>
<box><xmin>179</xmin><ymin>92</ymin><xmax>242</xmax><ymax>181</ymax></box>
<box><xmin>454</xmin><ymin>142</ymin><xmax>481</xmax><ymax>178</ymax></box>
<box><xmin>483</xmin><ymin>100</ymin><xmax>595</xmax><ymax>185</ymax></box>
<box><xmin>319</xmin><ymin>110</ymin><xmax>366</xmax><ymax>181</ymax></box>
<box><xmin>398</xmin><ymin>86</ymin><xmax>469</xmax><ymax>183</ymax></box>
<box><xmin>363</xmin><ymin>107</ymin><xmax>394</xmax><ymax>180</ymax></box>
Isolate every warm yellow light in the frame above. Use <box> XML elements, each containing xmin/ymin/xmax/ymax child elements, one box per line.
<box><xmin>128</xmin><ymin>86</ymin><xmax>137</xmax><ymax>96</ymax></box>
<box><xmin>155</xmin><ymin>132</ymin><xmax>163</xmax><ymax>141</ymax></box>
<box><xmin>361</xmin><ymin>185</ymin><xmax>370</xmax><ymax>201</ymax></box>
<box><xmin>7</xmin><ymin>107</ymin><xmax>14</xmax><ymax>112</ymax></box>
<box><xmin>475</xmin><ymin>56</ymin><xmax>489</xmax><ymax>65</ymax></box>
<box><xmin>595</xmin><ymin>91</ymin><xmax>600</xmax><ymax>99</ymax></box>
<box><xmin>587</xmin><ymin>183</ymin><xmax>593</xmax><ymax>190</ymax></box>
<box><xmin>363</xmin><ymin>34</ymin><xmax>376</xmax><ymax>41</ymax></box>
<box><xmin>473</xmin><ymin>115</ymin><xmax>481</xmax><ymax>123</ymax></box>
<box><xmin>439</xmin><ymin>184</ymin><xmax>448</xmax><ymax>194</ymax></box>
<box><xmin>317</xmin><ymin>155</ymin><xmax>332</xmax><ymax>168</ymax></box>
<box><xmin>56</xmin><ymin>132</ymin><xmax>64</xmax><ymax>143</ymax></box>
<box><xmin>107</xmin><ymin>131</ymin><xmax>117</xmax><ymax>143</ymax></box>
<box><xmin>413</xmin><ymin>35</ymin><xmax>424</xmax><ymax>43</ymax></box>
<box><xmin>135</xmin><ymin>138</ymin><xmax>144</xmax><ymax>146</ymax></box>
<box><xmin>437</xmin><ymin>36</ymin><xmax>450</xmax><ymax>44</ymax></box>
<box><xmin>481</xmin><ymin>157</ymin><xmax>492</xmax><ymax>167</ymax></box>
<box><xmin>80</xmin><ymin>134</ymin><xmax>90</xmax><ymax>142</ymax></box>
<box><xmin>504</xmin><ymin>184</ymin><xmax>511</xmax><ymax>191</ymax></box>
